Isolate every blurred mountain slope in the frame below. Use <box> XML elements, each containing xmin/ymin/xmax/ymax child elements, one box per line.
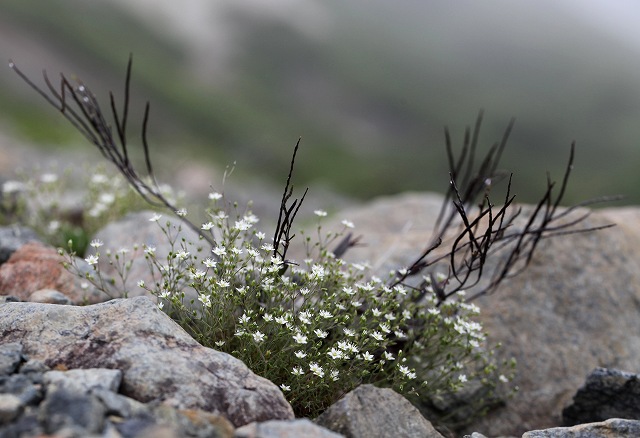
<box><xmin>1</xmin><ymin>0</ymin><xmax>639</xmax><ymax>204</ymax></box>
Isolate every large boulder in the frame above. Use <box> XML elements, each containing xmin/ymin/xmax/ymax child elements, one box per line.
<box><xmin>317</xmin><ymin>192</ymin><xmax>640</xmax><ymax>436</ymax></box>
<box><xmin>0</xmin><ymin>296</ymin><xmax>294</xmax><ymax>427</ymax></box>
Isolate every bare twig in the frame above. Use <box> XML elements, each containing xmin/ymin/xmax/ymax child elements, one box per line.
<box><xmin>10</xmin><ymin>56</ymin><xmax>215</xmax><ymax>247</ymax></box>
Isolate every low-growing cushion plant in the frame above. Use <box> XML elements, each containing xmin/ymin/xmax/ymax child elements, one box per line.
<box><xmin>10</xmin><ymin>57</ymin><xmax>617</xmax><ymax>428</ymax></box>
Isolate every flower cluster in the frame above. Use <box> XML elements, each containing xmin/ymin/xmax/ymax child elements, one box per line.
<box><xmin>0</xmin><ymin>165</ymin><xmax>172</xmax><ymax>255</ymax></box>
<box><xmin>131</xmin><ymin>193</ymin><xmax>511</xmax><ymax>418</ymax></box>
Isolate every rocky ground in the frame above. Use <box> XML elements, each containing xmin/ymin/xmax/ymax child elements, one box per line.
<box><xmin>1</xmin><ymin>131</ymin><xmax>640</xmax><ymax>437</ymax></box>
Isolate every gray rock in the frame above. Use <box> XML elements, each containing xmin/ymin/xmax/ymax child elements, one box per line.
<box><xmin>0</xmin><ymin>393</ymin><xmax>23</xmax><ymax>423</ymax></box>
<box><xmin>43</xmin><ymin>368</ymin><xmax>123</xmax><ymax>393</ymax></box>
<box><xmin>0</xmin><ymin>296</ymin><xmax>294</xmax><ymax>427</ymax></box>
<box><xmin>315</xmin><ymin>384</ymin><xmax>444</xmax><ymax>438</ymax></box>
<box><xmin>38</xmin><ymin>387</ymin><xmax>107</xmax><ymax>434</ymax></box>
<box><xmin>235</xmin><ymin>418</ymin><xmax>344</xmax><ymax>438</ymax></box>
<box><xmin>0</xmin><ymin>342</ymin><xmax>23</xmax><ymax>375</ymax></box>
<box><xmin>28</xmin><ymin>288</ymin><xmax>73</xmax><ymax>304</ymax></box>
<box><xmin>319</xmin><ymin>194</ymin><xmax>640</xmax><ymax>436</ymax></box>
<box><xmin>562</xmin><ymin>368</ymin><xmax>640</xmax><ymax>426</ymax></box>
<box><xmin>522</xmin><ymin>418</ymin><xmax>640</xmax><ymax>438</ymax></box>
<box><xmin>88</xmin><ymin>210</ymin><xmax>205</xmax><ymax>300</ymax></box>
<box><xmin>0</xmin><ymin>225</ymin><xmax>40</xmax><ymax>264</ymax></box>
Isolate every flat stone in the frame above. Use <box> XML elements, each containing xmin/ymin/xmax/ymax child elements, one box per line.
<box><xmin>522</xmin><ymin>418</ymin><xmax>640</xmax><ymax>438</ymax></box>
<box><xmin>315</xmin><ymin>384</ymin><xmax>444</xmax><ymax>438</ymax></box>
<box><xmin>235</xmin><ymin>418</ymin><xmax>345</xmax><ymax>438</ymax></box>
<box><xmin>43</xmin><ymin>368</ymin><xmax>123</xmax><ymax>393</ymax></box>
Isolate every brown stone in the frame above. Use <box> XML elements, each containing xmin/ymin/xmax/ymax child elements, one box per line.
<box><xmin>0</xmin><ymin>242</ymin><xmax>107</xmax><ymax>304</ymax></box>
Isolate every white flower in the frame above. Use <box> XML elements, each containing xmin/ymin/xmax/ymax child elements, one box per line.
<box><xmin>149</xmin><ymin>213</ymin><xmax>162</xmax><ymax>222</ymax></box>
<box><xmin>299</xmin><ymin>287</ymin><xmax>310</xmax><ymax>296</ymax></box>
<box><xmin>371</xmin><ymin>308</ymin><xmax>382</xmax><ymax>317</ymax></box>
<box><xmin>201</xmin><ymin>222</ymin><xmax>214</xmax><ymax>231</ymax></box>
<box><xmin>214</xmin><ymin>340</ymin><xmax>225</xmax><ymax>347</ymax></box>
<box><xmin>90</xmin><ymin>174</ymin><xmax>108</xmax><ymax>184</ymax></box>
<box><xmin>309</xmin><ymin>362</ymin><xmax>324</xmax><ymax>378</ymax></box>
<box><xmin>341</xmin><ymin>219</ymin><xmax>355</xmax><ymax>228</ymax></box>
<box><xmin>144</xmin><ymin>246</ymin><xmax>156</xmax><ymax>255</ymax></box>
<box><xmin>212</xmin><ymin>247</ymin><xmax>227</xmax><ymax>256</ymax></box>
<box><xmin>292</xmin><ymin>367</ymin><xmax>304</xmax><ymax>376</ymax></box>
<box><xmin>379</xmin><ymin>322</ymin><xmax>391</xmax><ymax>334</ymax></box>
<box><xmin>314</xmin><ymin>210</ymin><xmax>327</xmax><ymax>217</ymax></box>
<box><xmin>275</xmin><ymin>316</ymin><xmax>288</xmax><ymax>325</ymax></box>
<box><xmin>351</xmin><ymin>301</ymin><xmax>362</xmax><ymax>308</ymax></box>
<box><xmin>99</xmin><ymin>193</ymin><xmax>115</xmax><ymax>205</ymax></box>
<box><xmin>176</xmin><ymin>208</ymin><xmax>187</xmax><ymax>217</ymax></box>
<box><xmin>319</xmin><ymin>310</ymin><xmax>333</xmax><ymax>319</ymax></box>
<box><xmin>370</xmin><ymin>331</ymin><xmax>384</xmax><ymax>341</ymax></box>
<box><xmin>137</xmin><ymin>280</ymin><xmax>145</xmax><ymax>288</ymax></box>
<box><xmin>234</xmin><ymin>219</ymin><xmax>252</xmax><ymax>231</ymax></box>
<box><xmin>90</xmin><ymin>239</ymin><xmax>103</xmax><ymax>248</ymax></box>
<box><xmin>383</xmin><ymin>351</ymin><xmax>395</xmax><ymax>361</ymax></box>
<box><xmin>343</xmin><ymin>328</ymin><xmax>356</xmax><ymax>337</ymax></box>
<box><xmin>362</xmin><ymin>351</ymin><xmax>374</xmax><ymax>361</ymax></box>
<box><xmin>175</xmin><ymin>250</ymin><xmax>190</xmax><ymax>260</ymax></box>
<box><xmin>202</xmin><ymin>258</ymin><xmax>217</xmax><ymax>268</ymax></box>
<box><xmin>198</xmin><ymin>294</ymin><xmax>212</xmax><ymax>308</ymax></box>
<box><xmin>311</xmin><ymin>264</ymin><xmax>325</xmax><ymax>279</ymax></box>
<box><xmin>499</xmin><ymin>374</ymin><xmax>509</xmax><ymax>383</ymax></box>
<box><xmin>458</xmin><ymin>374</ymin><xmax>468</xmax><ymax>383</ymax></box>
<box><xmin>238</xmin><ymin>313</ymin><xmax>251</xmax><ymax>324</ymax></box>
<box><xmin>330</xmin><ymin>370</ymin><xmax>339</xmax><ymax>381</ymax></box>
<box><xmin>48</xmin><ymin>221</ymin><xmax>60</xmax><ymax>233</ymax></box>
<box><xmin>314</xmin><ymin>329</ymin><xmax>328</xmax><ymax>338</ymax></box>
<box><xmin>384</xmin><ymin>313</ymin><xmax>396</xmax><ymax>321</ymax></box>
<box><xmin>280</xmin><ymin>384</ymin><xmax>291</xmax><ymax>392</ymax></box>
<box><xmin>208</xmin><ymin>192</ymin><xmax>223</xmax><ymax>200</ymax></box>
<box><xmin>191</xmin><ymin>270</ymin><xmax>206</xmax><ymax>280</ymax></box>
<box><xmin>262</xmin><ymin>313</ymin><xmax>273</xmax><ymax>322</ymax></box>
<box><xmin>252</xmin><ymin>331</ymin><xmax>266</xmax><ymax>343</ymax></box>
<box><xmin>294</xmin><ymin>350</ymin><xmax>307</xmax><ymax>359</ymax></box>
<box><xmin>85</xmin><ymin>254</ymin><xmax>99</xmax><ymax>265</ymax></box>
<box><xmin>217</xmin><ymin>279</ymin><xmax>230</xmax><ymax>288</ymax></box>
<box><xmin>261</xmin><ymin>243</ymin><xmax>274</xmax><ymax>252</ymax></box>
<box><xmin>256</xmin><ymin>232</ymin><xmax>266</xmax><ymax>240</ymax></box>
<box><xmin>343</xmin><ymin>286</ymin><xmax>355</xmax><ymax>295</ymax></box>
<box><xmin>2</xmin><ymin>181</ymin><xmax>24</xmax><ymax>194</ymax></box>
<box><xmin>293</xmin><ymin>333</ymin><xmax>308</xmax><ymax>344</ymax></box>
<box><xmin>40</xmin><ymin>173</ymin><xmax>58</xmax><ymax>184</ymax></box>
<box><xmin>298</xmin><ymin>311</ymin><xmax>312</xmax><ymax>325</ymax></box>
<box><xmin>157</xmin><ymin>301</ymin><xmax>164</xmax><ymax>310</ymax></box>
<box><xmin>327</xmin><ymin>348</ymin><xmax>344</xmax><ymax>360</ymax></box>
